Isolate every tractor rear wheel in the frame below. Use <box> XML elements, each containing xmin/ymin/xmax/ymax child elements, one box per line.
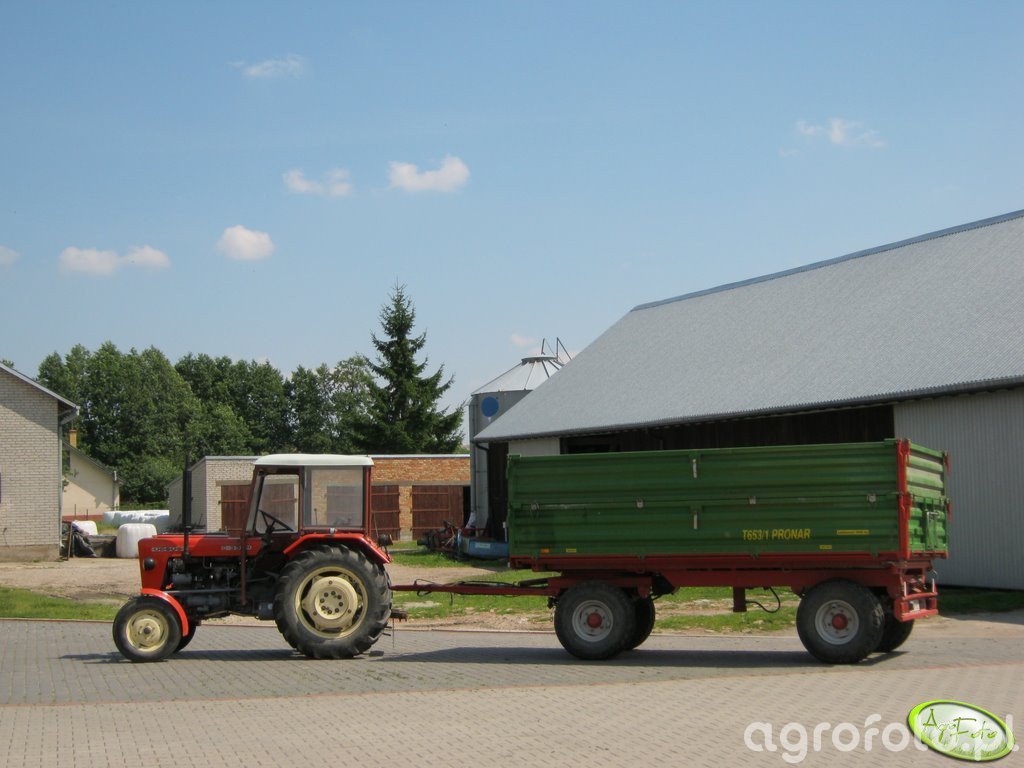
<box><xmin>554</xmin><ymin>581</ymin><xmax>635</xmax><ymax>660</ymax></box>
<box><xmin>112</xmin><ymin>596</ymin><xmax>182</xmax><ymax>663</ymax></box>
<box><xmin>274</xmin><ymin>545</ymin><xmax>391</xmax><ymax>659</ymax></box>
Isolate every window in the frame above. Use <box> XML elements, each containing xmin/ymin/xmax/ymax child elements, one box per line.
<box><xmin>252</xmin><ymin>474</ymin><xmax>299</xmax><ymax>533</ymax></box>
<box><xmin>305</xmin><ymin>467</ymin><xmax>364</xmax><ymax>529</ymax></box>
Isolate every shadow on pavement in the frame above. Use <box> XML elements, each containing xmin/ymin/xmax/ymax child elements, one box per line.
<box><xmin>62</xmin><ymin>648</ymin><xmax>301</xmax><ymax>663</ymax></box>
<box><xmin>378</xmin><ymin>645</ymin><xmax>903</xmax><ymax>669</ymax></box>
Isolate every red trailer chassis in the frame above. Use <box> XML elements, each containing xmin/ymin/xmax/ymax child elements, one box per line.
<box><xmin>391</xmin><ymin>553</ymin><xmax>939</xmax><ymax>663</ymax></box>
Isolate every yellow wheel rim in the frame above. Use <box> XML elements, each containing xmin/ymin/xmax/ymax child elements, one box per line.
<box><xmin>294</xmin><ymin>566</ymin><xmax>366</xmax><ymax>638</ymax></box>
<box><xmin>125</xmin><ymin>608</ymin><xmax>172</xmax><ymax>652</ymax></box>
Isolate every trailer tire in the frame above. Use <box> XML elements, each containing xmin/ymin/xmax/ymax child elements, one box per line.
<box><xmin>274</xmin><ymin>545</ymin><xmax>391</xmax><ymax>659</ymax></box>
<box><xmin>625</xmin><ymin>596</ymin><xmax>656</xmax><ymax>650</ymax></box>
<box><xmin>797</xmin><ymin>580</ymin><xmax>884</xmax><ymax>664</ymax></box>
<box><xmin>555</xmin><ymin>582</ymin><xmax>636</xmax><ymax>661</ymax></box>
<box><xmin>113</xmin><ymin>596</ymin><xmax>182</xmax><ymax>663</ymax></box>
<box><xmin>876</xmin><ymin>614</ymin><xmax>914</xmax><ymax>653</ymax></box>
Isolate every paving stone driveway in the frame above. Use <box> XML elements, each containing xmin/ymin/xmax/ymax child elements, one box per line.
<box><xmin>2</xmin><ymin>619</ymin><xmax>1021</xmax><ymax>767</ymax></box>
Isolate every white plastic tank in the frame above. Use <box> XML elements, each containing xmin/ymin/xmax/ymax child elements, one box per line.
<box><xmin>71</xmin><ymin>520</ymin><xmax>99</xmax><ymax>536</ymax></box>
<box><xmin>104</xmin><ymin>510</ymin><xmax>171</xmax><ymax>533</ymax></box>
<box><xmin>116</xmin><ymin>523</ymin><xmax>158</xmax><ymax>558</ymax></box>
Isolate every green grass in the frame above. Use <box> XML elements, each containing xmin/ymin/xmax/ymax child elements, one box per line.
<box><xmin>656</xmin><ymin>607</ymin><xmax>798</xmax><ymax>633</ymax></box>
<box><xmin>392</xmin><ymin>576</ymin><xmax>801</xmax><ymax>631</ymax></box>
<box><xmin>4</xmin><ymin>550</ymin><xmax>1020</xmax><ymax>631</ymax></box>
<box><xmin>0</xmin><ymin>586</ymin><xmax>118</xmax><ymax>621</ymax></box>
<box><xmin>389</xmin><ymin>549</ymin><xmax>466</xmax><ymax>568</ymax></box>
<box><xmin>393</xmin><ymin>567</ymin><xmax>555</xmax><ymax>620</ymax></box>
<box><xmin>938</xmin><ymin>587</ymin><xmax>1024</xmax><ymax>614</ymax></box>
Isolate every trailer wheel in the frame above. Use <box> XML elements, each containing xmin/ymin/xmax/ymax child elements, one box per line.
<box><xmin>274</xmin><ymin>545</ymin><xmax>391</xmax><ymax>659</ymax></box>
<box><xmin>555</xmin><ymin>582</ymin><xmax>636</xmax><ymax>660</ymax></box>
<box><xmin>876</xmin><ymin>614</ymin><xmax>914</xmax><ymax>653</ymax></box>
<box><xmin>625</xmin><ymin>596</ymin><xmax>656</xmax><ymax>650</ymax></box>
<box><xmin>112</xmin><ymin>596</ymin><xmax>182</xmax><ymax>663</ymax></box>
<box><xmin>797</xmin><ymin>580</ymin><xmax>884</xmax><ymax>664</ymax></box>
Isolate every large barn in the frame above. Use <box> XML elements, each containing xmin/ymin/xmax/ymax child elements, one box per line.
<box><xmin>476</xmin><ymin>209</ymin><xmax>1024</xmax><ymax>589</ymax></box>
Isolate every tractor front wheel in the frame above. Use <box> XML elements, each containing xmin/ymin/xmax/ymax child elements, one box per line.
<box><xmin>176</xmin><ymin>618</ymin><xmax>200</xmax><ymax>652</ymax></box>
<box><xmin>274</xmin><ymin>545</ymin><xmax>391</xmax><ymax>659</ymax></box>
<box><xmin>112</xmin><ymin>596</ymin><xmax>182</xmax><ymax>663</ymax></box>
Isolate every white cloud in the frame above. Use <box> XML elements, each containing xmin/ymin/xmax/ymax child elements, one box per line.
<box><xmin>283</xmin><ymin>167</ymin><xmax>353</xmax><ymax>197</ymax></box>
<box><xmin>796</xmin><ymin>120</ymin><xmax>824</xmax><ymax>138</ymax></box>
<box><xmin>217</xmin><ymin>225</ymin><xmax>275</xmax><ymax>261</ymax></box>
<box><xmin>796</xmin><ymin>118</ymin><xmax>886</xmax><ymax>148</ymax></box>
<box><xmin>0</xmin><ymin>245</ymin><xmax>19</xmax><ymax>267</ymax></box>
<box><xmin>324</xmin><ymin>169</ymin><xmax>353</xmax><ymax>197</ymax></box>
<box><xmin>283</xmin><ymin>169</ymin><xmax>320</xmax><ymax>194</ymax></box>
<box><xmin>59</xmin><ymin>247</ymin><xmax>121</xmax><ymax>275</ymax></box>
<box><xmin>510</xmin><ymin>333</ymin><xmax>539</xmax><ymax>349</ymax></box>
<box><xmin>123</xmin><ymin>245</ymin><xmax>170</xmax><ymax>269</ymax></box>
<box><xmin>234</xmin><ymin>54</ymin><xmax>306</xmax><ymax>79</ymax></box>
<box><xmin>389</xmin><ymin>155</ymin><xmax>470</xmax><ymax>193</ymax></box>
<box><xmin>58</xmin><ymin>245</ymin><xmax>170</xmax><ymax>275</ymax></box>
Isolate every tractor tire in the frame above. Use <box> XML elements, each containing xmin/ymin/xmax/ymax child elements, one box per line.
<box><xmin>876</xmin><ymin>613</ymin><xmax>914</xmax><ymax>653</ymax></box>
<box><xmin>625</xmin><ymin>596</ymin><xmax>656</xmax><ymax>650</ymax></box>
<box><xmin>112</xmin><ymin>596</ymin><xmax>182</xmax><ymax>663</ymax></box>
<box><xmin>554</xmin><ymin>581</ymin><xmax>636</xmax><ymax>661</ymax></box>
<box><xmin>796</xmin><ymin>580</ymin><xmax>884</xmax><ymax>664</ymax></box>
<box><xmin>274</xmin><ymin>545</ymin><xmax>391</xmax><ymax>659</ymax></box>
<box><xmin>175</xmin><ymin>618</ymin><xmax>201</xmax><ymax>652</ymax></box>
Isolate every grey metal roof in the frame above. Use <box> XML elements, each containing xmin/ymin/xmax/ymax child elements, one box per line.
<box><xmin>476</xmin><ymin>209</ymin><xmax>1024</xmax><ymax>442</ymax></box>
<box><xmin>472</xmin><ymin>355</ymin><xmax>564</xmax><ymax>395</ymax></box>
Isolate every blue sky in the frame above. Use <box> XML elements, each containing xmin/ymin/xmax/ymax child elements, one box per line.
<box><xmin>3</xmin><ymin>2</ymin><xmax>1023</xmax><ymax>419</ymax></box>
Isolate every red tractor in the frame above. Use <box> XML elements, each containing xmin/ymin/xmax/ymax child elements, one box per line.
<box><xmin>113</xmin><ymin>455</ymin><xmax>393</xmax><ymax>662</ymax></box>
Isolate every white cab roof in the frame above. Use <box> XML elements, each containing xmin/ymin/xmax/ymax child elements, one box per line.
<box><xmin>254</xmin><ymin>454</ymin><xmax>374</xmax><ymax>468</ymax></box>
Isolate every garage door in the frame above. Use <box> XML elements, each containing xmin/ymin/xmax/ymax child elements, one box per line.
<box><xmin>411</xmin><ymin>486</ymin><xmax>466</xmax><ymax>539</ymax></box>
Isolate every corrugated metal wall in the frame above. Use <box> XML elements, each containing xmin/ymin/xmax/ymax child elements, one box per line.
<box><xmin>895</xmin><ymin>388</ymin><xmax>1024</xmax><ymax>589</ymax></box>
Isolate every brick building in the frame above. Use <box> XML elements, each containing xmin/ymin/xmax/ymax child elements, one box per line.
<box><xmin>0</xmin><ymin>363</ymin><xmax>77</xmax><ymax>560</ymax></box>
<box><xmin>167</xmin><ymin>454</ymin><xmax>470</xmax><ymax>541</ymax></box>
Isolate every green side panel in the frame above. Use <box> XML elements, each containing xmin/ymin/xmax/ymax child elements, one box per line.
<box><xmin>506</xmin><ymin>440</ymin><xmax>949</xmax><ymax>559</ymax></box>
<box><xmin>906</xmin><ymin>443</ymin><xmax>949</xmax><ymax>552</ymax></box>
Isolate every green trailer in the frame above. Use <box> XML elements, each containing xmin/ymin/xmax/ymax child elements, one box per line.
<box><xmin>395</xmin><ymin>439</ymin><xmax>948</xmax><ymax>664</ymax></box>
<box><xmin>502</xmin><ymin>438</ymin><xmax>947</xmax><ymax>663</ymax></box>
<box><xmin>507</xmin><ymin>439</ymin><xmax>948</xmax><ymax>561</ymax></box>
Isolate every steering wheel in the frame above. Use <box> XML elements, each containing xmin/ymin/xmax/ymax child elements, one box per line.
<box><xmin>259</xmin><ymin>509</ymin><xmax>294</xmax><ymax>535</ymax></box>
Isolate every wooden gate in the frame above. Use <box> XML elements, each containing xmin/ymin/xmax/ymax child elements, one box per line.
<box><xmin>219</xmin><ymin>483</ymin><xmax>250</xmax><ymax>532</ymax></box>
<box><xmin>370</xmin><ymin>485</ymin><xmax>400</xmax><ymax>538</ymax></box>
<box><xmin>411</xmin><ymin>486</ymin><xmax>466</xmax><ymax>539</ymax></box>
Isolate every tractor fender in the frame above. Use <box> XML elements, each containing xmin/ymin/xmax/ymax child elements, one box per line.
<box><xmin>282</xmin><ymin>534</ymin><xmax>391</xmax><ymax>566</ymax></box>
<box><xmin>140</xmin><ymin>588</ymin><xmax>190</xmax><ymax>636</ymax></box>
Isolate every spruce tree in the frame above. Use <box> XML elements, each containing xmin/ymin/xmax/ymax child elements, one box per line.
<box><xmin>357</xmin><ymin>285</ymin><xmax>463</xmax><ymax>453</ymax></box>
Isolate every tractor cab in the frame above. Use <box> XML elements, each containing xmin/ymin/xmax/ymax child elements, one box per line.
<box><xmin>248</xmin><ymin>454</ymin><xmax>374</xmax><ymax>538</ymax></box>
